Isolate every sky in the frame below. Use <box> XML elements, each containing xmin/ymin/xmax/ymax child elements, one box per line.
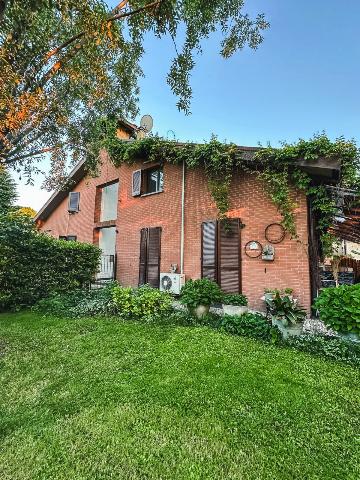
<box><xmin>13</xmin><ymin>0</ymin><xmax>360</xmax><ymax>210</ymax></box>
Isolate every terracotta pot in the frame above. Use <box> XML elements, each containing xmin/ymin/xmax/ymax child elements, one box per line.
<box><xmin>191</xmin><ymin>304</ymin><xmax>210</xmax><ymax>319</ymax></box>
<box><xmin>222</xmin><ymin>305</ymin><xmax>248</xmax><ymax>316</ymax></box>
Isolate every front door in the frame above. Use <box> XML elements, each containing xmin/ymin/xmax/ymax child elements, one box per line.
<box><xmin>97</xmin><ymin>226</ymin><xmax>116</xmax><ymax>280</ymax></box>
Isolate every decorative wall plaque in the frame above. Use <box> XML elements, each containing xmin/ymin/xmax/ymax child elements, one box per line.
<box><xmin>265</xmin><ymin>223</ymin><xmax>286</xmax><ymax>244</ymax></box>
<box><xmin>244</xmin><ymin>240</ymin><xmax>263</xmax><ymax>258</ymax></box>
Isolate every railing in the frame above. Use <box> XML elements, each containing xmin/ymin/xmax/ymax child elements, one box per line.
<box><xmin>95</xmin><ymin>254</ymin><xmax>116</xmax><ymax>282</ymax></box>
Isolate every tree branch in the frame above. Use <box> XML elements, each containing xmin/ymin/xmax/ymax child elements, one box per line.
<box><xmin>44</xmin><ymin>0</ymin><xmax>162</xmax><ymax>63</ymax></box>
<box><xmin>3</xmin><ymin>147</ymin><xmax>56</xmax><ymax>165</ymax></box>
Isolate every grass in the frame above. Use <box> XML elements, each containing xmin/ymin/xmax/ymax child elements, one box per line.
<box><xmin>0</xmin><ymin>312</ymin><xmax>359</xmax><ymax>480</ymax></box>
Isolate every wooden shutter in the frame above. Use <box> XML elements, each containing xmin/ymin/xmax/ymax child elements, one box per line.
<box><xmin>68</xmin><ymin>192</ymin><xmax>80</xmax><ymax>212</ymax></box>
<box><xmin>218</xmin><ymin>219</ymin><xmax>241</xmax><ymax>293</ymax></box>
<box><xmin>138</xmin><ymin>227</ymin><xmax>161</xmax><ymax>287</ymax></box>
<box><xmin>146</xmin><ymin>227</ymin><xmax>161</xmax><ymax>288</ymax></box>
<box><xmin>201</xmin><ymin>219</ymin><xmax>241</xmax><ymax>293</ymax></box>
<box><xmin>139</xmin><ymin>228</ymin><xmax>148</xmax><ymax>285</ymax></box>
<box><xmin>132</xmin><ymin>170</ymin><xmax>142</xmax><ymax>196</ymax></box>
<box><xmin>201</xmin><ymin>221</ymin><xmax>217</xmax><ymax>282</ymax></box>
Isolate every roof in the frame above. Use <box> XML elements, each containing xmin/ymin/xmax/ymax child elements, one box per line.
<box><xmin>35</xmin><ymin>140</ymin><xmax>342</xmax><ymax>222</ymax></box>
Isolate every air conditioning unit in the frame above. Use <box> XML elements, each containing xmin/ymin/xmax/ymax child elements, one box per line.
<box><xmin>160</xmin><ymin>273</ymin><xmax>185</xmax><ymax>295</ymax></box>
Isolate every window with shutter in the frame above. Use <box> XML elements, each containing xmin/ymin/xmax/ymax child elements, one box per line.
<box><xmin>218</xmin><ymin>219</ymin><xmax>241</xmax><ymax>293</ymax></box>
<box><xmin>201</xmin><ymin>219</ymin><xmax>241</xmax><ymax>293</ymax></box>
<box><xmin>139</xmin><ymin>228</ymin><xmax>148</xmax><ymax>285</ymax></box>
<box><xmin>68</xmin><ymin>192</ymin><xmax>80</xmax><ymax>212</ymax></box>
<box><xmin>138</xmin><ymin>227</ymin><xmax>161</xmax><ymax>287</ymax></box>
<box><xmin>132</xmin><ymin>170</ymin><xmax>142</xmax><ymax>196</ymax></box>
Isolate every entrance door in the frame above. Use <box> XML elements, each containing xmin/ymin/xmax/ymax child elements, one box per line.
<box><xmin>201</xmin><ymin>219</ymin><xmax>241</xmax><ymax>293</ymax></box>
<box><xmin>97</xmin><ymin>226</ymin><xmax>116</xmax><ymax>280</ymax></box>
<box><xmin>139</xmin><ymin>227</ymin><xmax>161</xmax><ymax>288</ymax></box>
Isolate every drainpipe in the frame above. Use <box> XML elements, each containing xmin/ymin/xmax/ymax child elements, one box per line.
<box><xmin>180</xmin><ymin>160</ymin><xmax>185</xmax><ymax>275</ymax></box>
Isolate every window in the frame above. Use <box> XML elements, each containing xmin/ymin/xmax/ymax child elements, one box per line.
<box><xmin>100</xmin><ymin>182</ymin><xmax>119</xmax><ymax>221</ymax></box>
<box><xmin>59</xmin><ymin>235</ymin><xmax>77</xmax><ymax>241</ymax></box>
<box><xmin>132</xmin><ymin>166</ymin><xmax>163</xmax><ymax>196</ymax></box>
<box><xmin>98</xmin><ymin>227</ymin><xmax>116</xmax><ymax>255</ymax></box>
<box><xmin>144</xmin><ymin>167</ymin><xmax>163</xmax><ymax>194</ymax></box>
<box><xmin>68</xmin><ymin>192</ymin><xmax>80</xmax><ymax>212</ymax></box>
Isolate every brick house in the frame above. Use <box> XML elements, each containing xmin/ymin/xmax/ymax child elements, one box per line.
<box><xmin>35</xmin><ymin>122</ymin><xmax>341</xmax><ymax>312</ymax></box>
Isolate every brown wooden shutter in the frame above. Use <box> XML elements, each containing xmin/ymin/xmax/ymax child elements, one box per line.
<box><xmin>139</xmin><ymin>228</ymin><xmax>148</xmax><ymax>285</ymax></box>
<box><xmin>218</xmin><ymin>219</ymin><xmax>241</xmax><ymax>293</ymax></box>
<box><xmin>201</xmin><ymin>221</ymin><xmax>217</xmax><ymax>282</ymax></box>
<box><xmin>146</xmin><ymin>227</ymin><xmax>161</xmax><ymax>288</ymax></box>
<box><xmin>132</xmin><ymin>170</ymin><xmax>142</xmax><ymax>196</ymax></box>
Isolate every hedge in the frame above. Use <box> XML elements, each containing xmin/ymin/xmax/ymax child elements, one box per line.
<box><xmin>0</xmin><ymin>214</ymin><xmax>100</xmax><ymax>310</ymax></box>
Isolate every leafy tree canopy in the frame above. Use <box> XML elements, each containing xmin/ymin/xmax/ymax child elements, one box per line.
<box><xmin>0</xmin><ymin>0</ymin><xmax>268</xmax><ymax>187</ymax></box>
<box><xmin>13</xmin><ymin>206</ymin><xmax>37</xmax><ymax>217</ymax></box>
<box><xmin>0</xmin><ymin>166</ymin><xmax>17</xmax><ymax>213</ymax></box>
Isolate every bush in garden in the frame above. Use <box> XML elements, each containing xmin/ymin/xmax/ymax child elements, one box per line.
<box><xmin>112</xmin><ymin>284</ymin><xmax>173</xmax><ymax>321</ymax></box>
<box><xmin>0</xmin><ymin>214</ymin><xmax>100</xmax><ymax>310</ymax></box>
<box><xmin>222</xmin><ymin>293</ymin><xmax>248</xmax><ymax>306</ymax></box>
<box><xmin>314</xmin><ymin>284</ymin><xmax>360</xmax><ymax>334</ymax></box>
<box><xmin>33</xmin><ymin>283</ymin><xmax>118</xmax><ymax>318</ymax></box>
<box><xmin>218</xmin><ymin>313</ymin><xmax>281</xmax><ymax>343</ymax></box>
<box><xmin>180</xmin><ymin>278</ymin><xmax>223</xmax><ymax>309</ymax></box>
<box><xmin>285</xmin><ymin>334</ymin><xmax>360</xmax><ymax>367</ymax></box>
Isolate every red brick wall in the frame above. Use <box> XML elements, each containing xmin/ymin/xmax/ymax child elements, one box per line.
<box><xmin>40</xmin><ymin>155</ymin><xmax>311</xmax><ymax>312</ymax></box>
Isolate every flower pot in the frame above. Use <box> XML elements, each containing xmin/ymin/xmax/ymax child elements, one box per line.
<box><xmin>191</xmin><ymin>304</ymin><xmax>210</xmax><ymax>319</ymax></box>
<box><xmin>222</xmin><ymin>305</ymin><xmax>248</xmax><ymax>316</ymax></box>
<box><xmin>272</xmin><ymin>318</ymin><xmax>303</xmax><ymax>339</ymax></box>
<box><xmin>341</xmin><ymin>332</ymin><xmax>360</xmax><ymax>343</ymax></box>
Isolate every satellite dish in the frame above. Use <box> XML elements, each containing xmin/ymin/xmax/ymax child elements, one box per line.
<box><xmin>166</xmin><ymin>130</ymin><xmax>176</xmax><ymax>141</ymax></box>
<box><xmin>140</xmin><ymin>114</ymin><xmax>153</xmax><ymax>133</ymax></box>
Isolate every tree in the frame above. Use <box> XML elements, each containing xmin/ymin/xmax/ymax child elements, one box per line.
<box><xmin>0</xmin><ymin>0</ymin><xmax>268</xmax><ymax>187</ymax></box>
<box><xmin>13</xmin><ymin>206</ymin><xmax>37</xmax><ymax>217</ymax></box>
<box><xmin>0</xmin><ymin>166</ymin><xmax>17</xmax><ymax>214</ymax></box>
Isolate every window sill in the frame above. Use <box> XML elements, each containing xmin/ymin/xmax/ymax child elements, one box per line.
<box><xmin>95</xmin><ymin>220</ymin><xmax>116</xmax><ymax>228</ymax></box>
<box><xmin>141</xmin><ymin>190</ymin><xmax>163</xmax><ymax>198</ymax></box>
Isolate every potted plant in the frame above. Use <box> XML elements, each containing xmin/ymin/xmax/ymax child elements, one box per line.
<box><xmin>180</xmin><ymin>279</ymin><xmax>223</xmax><ymax>319</ymax></box>
<box><xmin>222</xmin><ymin>293</ymin><xmax>248</xmax><ymax>316</ymax></box>
<box><xmin>265</xmin><ymin>290</ymin><xmax>306</xmax><ymax>339</ymax></box>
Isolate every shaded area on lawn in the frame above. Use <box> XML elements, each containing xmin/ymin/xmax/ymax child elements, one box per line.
<box><xmin>0</xmin><ymin>312</ymin><xmax>359</xmax><ymax>480</ymax></box>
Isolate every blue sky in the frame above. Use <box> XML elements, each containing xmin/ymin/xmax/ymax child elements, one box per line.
<box><xmin>16</xmin><ymin>0</ymin><xmax>360</xmax><ymax>210</ymax></box>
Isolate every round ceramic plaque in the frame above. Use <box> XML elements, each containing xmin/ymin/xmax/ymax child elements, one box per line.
<box><xmin>265</xmin><ymin>223</ymin><xmax>286</xmax><ymax>244</ymax></box>
<box><xmin>244</xmin><ymin>240</ymin><xmax>263</xmax><ymax>258</ymax></box>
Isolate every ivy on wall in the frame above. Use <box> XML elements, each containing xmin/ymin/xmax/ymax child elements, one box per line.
<box><xmin>94</xmin><ymin>119</ymin><xmax>359</xmax><ymax>257</ymax></box>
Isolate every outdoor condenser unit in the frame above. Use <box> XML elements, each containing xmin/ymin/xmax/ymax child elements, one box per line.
<box><xmin>159</xmin><ymin>273</ymin><xmax>185</xmax><ymax>295</ymax></box>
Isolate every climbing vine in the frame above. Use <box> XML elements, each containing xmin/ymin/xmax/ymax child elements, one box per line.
<box><xmin>98</xmin><ymin>120</ymin><xmax>359</xmax><ymax>257</ymax></box>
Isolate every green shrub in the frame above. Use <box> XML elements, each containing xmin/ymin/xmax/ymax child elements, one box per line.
<box><xmin>285</xmin><ymin>334</ymin><xmax>360</xmax><ymax>367</ymax></box>
<box><xmin>180</xmin><ymin>279</ymin><xmax>223</xmax><ymax>309</ymax></box>
<box><xmin>218</xmin><ymin>313</ymin><xmax>281</xmax><ymax>343</ymax></box>
<box><xmin>34</xmin><ymin>284</ymin><xmax>117</xmax><ymax>318</ymax></box>
<box><xmin>222</xmin><ymin>293</ymin><xmax>248</xmax><ymax>306</ymax></box>
<box><xmin>112</xmin><ymin>284</ymin><xmax>173</xmax><ymax>321</ymax></box>
<box><xmin>314</xmin><ymin>284</ymin><xmax>360</xmax><ymax>334</ymax></box>
<box><xmin>265</xmin><ymin>291</ymin><xmax>306</xmax><ymax>326</ymax></box>
<box><xmin>0</xmin><ymin>214</ymin><xmax>100</xmax><ymax>310</ymax></box>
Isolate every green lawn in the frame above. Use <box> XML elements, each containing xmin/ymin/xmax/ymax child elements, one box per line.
<box><xmin>0</xmin><ymin>313</ymin><xmax>359</xmax><ymax>480</ymax></box>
